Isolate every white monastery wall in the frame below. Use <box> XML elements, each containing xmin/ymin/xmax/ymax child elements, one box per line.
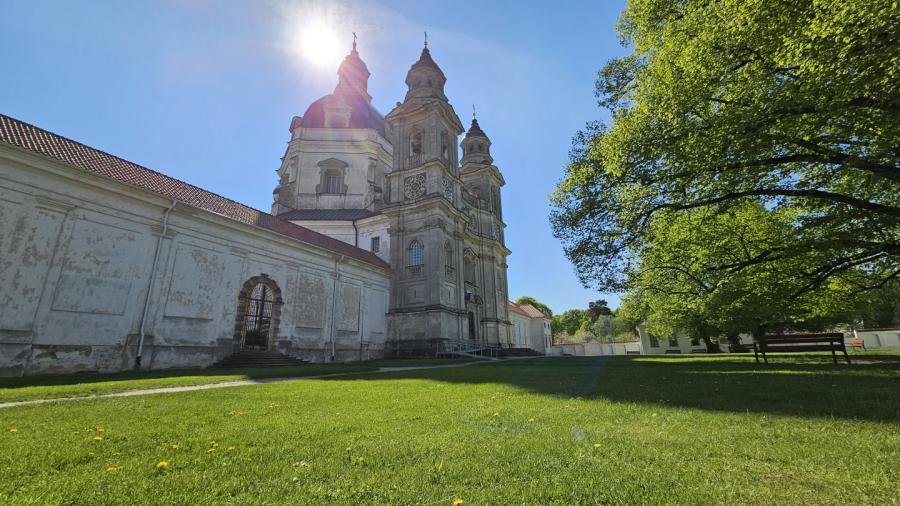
<box><xmin>0</xmin><ymin>146</ymin><xmax>390</xmax><ymax>376</ymax></box>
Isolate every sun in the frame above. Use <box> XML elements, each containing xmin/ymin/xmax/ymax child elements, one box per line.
<box><xmin>300</xmin><ymin>22</ymin><xmax>344</xmax><ymax>69</ymax></box>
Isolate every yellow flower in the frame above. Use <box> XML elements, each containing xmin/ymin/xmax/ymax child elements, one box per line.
<box><xmin>227</xmin><ymin>446</ymin><xmax>235</xmax><ymax>452</ymax></box>
<box><xmin>171</xmin><ymin>443</ymin><xmax>179</xmax><ymax>449</ymax></box>
<box><xmin>93</xmin><ymin>436</ymin><xmax>103</xmax><ymax>442</ymax></box>
<box><xmin>9</xmin><ymin>428</ymin><xmax>17</xmax><ymax>433</ymax></box>
<box><xmin>207</xmin><ymin>448</ymin><xmax>216</xmax><ymax>453</ymax></box>
<box><xmin>155</xmin><ymin>460</ymin><xmax>169</xmax><ymax>471</ymax></box>
<box><xmin>453</xmin><ymin>499</ymin><xmax>464</xmax><ymax>506</ymax></box>
<box><xmin>593</xmin><ymin>443</ymin><xmax>602</xmax><ymax>449</ymax></box>
<box><xmin>492</xmin><ymin>412</ymin><xmax>500</xmax><ymax>417</ymax></box>
<box><xmin>527</xmin><ymin>418</ymin><xmax>535</xmax><ymax>422</ymax></box>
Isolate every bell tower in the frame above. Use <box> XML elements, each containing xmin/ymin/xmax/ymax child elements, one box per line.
<box><xmin>382</xmin><ymin>40</ymin><xmax>469</xmax><ymax>354</ymax></box>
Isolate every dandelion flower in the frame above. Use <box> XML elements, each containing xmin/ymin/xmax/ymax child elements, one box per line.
<box><xmin>171</xmin><ymin>443</ymin><xmax>179</xmax><ymax>449</ymax></box>
<box><xmin>155</xmin><ymin>460</ymin><xmax>169</xmax><ymax>472</ymax></box>
<box><xmin>453</xmin><ymin>499</ymin><xmax>464</xmax><ymax>506</ymax></box>
<box><xmin>93</xmin><ymin>436</ymin><xmax>103</xmax><ymax>442</ymax></box>
<box><xmin>207</xmin><ymin>448</ymin><xmax>216</xmax><ymax>453</ymax></box>
<box><xmin>593</xmin><ymin>443</ymin><xmax>602</xmax><ymax>449</ymax></box>
<box><xmin>227</xmin><ymin>446</ymin><xmax>235</xmax><ymax>452</ymax></box>
<box><xmin>528</xmin><ymin>418</ymin><xmax>535</xmax><ymax>422</ymax></box>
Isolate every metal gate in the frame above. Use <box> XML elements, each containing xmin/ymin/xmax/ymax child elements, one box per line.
<box><xmin>241</xmin><ymin>283</ymin><xmax>273</xmax><ymax>350</ymax></box>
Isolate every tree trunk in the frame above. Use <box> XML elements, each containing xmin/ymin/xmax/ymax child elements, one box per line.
<box><xmin>702</xmin><ymin>335</ymin><xmax>721</xmax><ymax>353</ymax></box>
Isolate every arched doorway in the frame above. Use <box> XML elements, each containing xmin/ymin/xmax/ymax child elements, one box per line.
<box><xmin>234</xmin><ymin>275</ymin><xmax>283</xmax><ymax>351</ymax></box>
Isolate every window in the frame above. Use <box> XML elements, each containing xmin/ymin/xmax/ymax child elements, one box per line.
<box><xmin>441</xmin><ymin>131</ymin><xmax>449</xmax><ymax>159</ymax></box>
<box><xmin>409</xmin><ymin>240</ymin><xmax>424</xmax><ymax>266</ymax></box>
<box><xmin>464</xmin><ymin>251</ymin><xmax>477</xmax><ymax>285</ymax></box>
<box><xmin>410</xmin><ymin>132</ymin><xmax>423</xmax><ymax>155</ymax></box>
<box><xmin>444</xmin><ymin>242</ymin><xmax>453</xmax><ymax>267</ymax></box>
<box><xmin>325</xmin><ymin>173</ymin><xmax>340</xmax><ymax>194</ymax></box>
<box><xmin>370</xmin><ymin>236</ymin><xmax>380</xmax><ymax>253</ymax></box>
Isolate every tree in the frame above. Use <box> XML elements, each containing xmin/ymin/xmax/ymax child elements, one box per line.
<box><xmin>551</xmin><ymin>0</ymin><xmax>899</xmax><ymax>296</ymax></box>
<box><xmin>551</xmin><ymin>309</ymin><xmax>585</xmax><ymax>337</ymax></box>
<box><xmin>622</xmin><ymin>202</ymin><xmax>870</xmax><ymax>351</ymax></box>
<box><xmin>586</xmin><ymin>299</ymin><xmax>613</xmax><ymax>321</ymax></box>
<box><xmin>514</xmin><ymin>296</ymin><xmax>553</xmax><ymax>318</ymax></box>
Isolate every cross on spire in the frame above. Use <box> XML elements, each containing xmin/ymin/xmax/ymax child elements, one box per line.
<box><xmin>472</xmin><ymin>104</ymin><xmax>477</xmax><ymax>119</ymax></box>
<box><xmin>424</xmin><ymin>31</ymin><xmax>428</xmax><ymax>47</ymax></box>
<box><xmin>352</xmin><ymin>32</ymin><xmax>357</xmax><ymax>51</ymax></box>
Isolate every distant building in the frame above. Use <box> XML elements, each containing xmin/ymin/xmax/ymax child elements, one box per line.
<box><xmin>508</xmin><ymin>301</ymin><xmax>551</xmax><ymax>354</ymax></box>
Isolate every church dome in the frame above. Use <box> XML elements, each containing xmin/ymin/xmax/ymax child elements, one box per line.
<box><xmin>296</xmin><ymin>42</ymin><xmax>385</xmax><ymax>136</ymax></box>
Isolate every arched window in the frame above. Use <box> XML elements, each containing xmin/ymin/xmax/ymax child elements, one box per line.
<box><xmin>464</xmin><ymin>250</ymin><xmax>477</xmax><ymax>286</ymax></box>
<box><xmin>440</xmin><ymin>131</ymin><xmax>449</xmax><ymax>159</ymax></box>
<box><xmin>410</xmin><ymin>131</ymin><xmax>423</xmax><ymax>155</ymax></box>
<box><xmin>409</xmin><ymin>240</ymin><xmax>424</xmax><ymax>266</ymax></box>
<box><xmin>444</xmin><ymin>242</ymin><xmax>453</xmax><ymax>268</ymax></box>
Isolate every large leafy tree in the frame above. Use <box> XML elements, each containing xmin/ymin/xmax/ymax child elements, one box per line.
<box><xmin>552</xmin><ymin>0</ymin><xmax>899</xmax><ymax>295</ymax></box>
<box><xmin>625</xmin><ymin>203</ymin><xmax>867</xmax><ymax>349</ymax></box>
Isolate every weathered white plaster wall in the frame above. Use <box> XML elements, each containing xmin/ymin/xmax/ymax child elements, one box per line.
<box><xmin>0</xmin><ymin>146</ymin><xmax>391</xmax><ymax>376</ymax></box>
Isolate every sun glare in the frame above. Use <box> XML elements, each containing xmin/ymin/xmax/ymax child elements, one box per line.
<box><xmin>300</xmin><ymin>22</ymin><xmax>344</xmax><ymax>69</ymax></box>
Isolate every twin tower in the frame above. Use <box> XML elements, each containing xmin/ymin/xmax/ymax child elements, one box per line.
<box><xmin>271</xmin><ymin>40</ymin><xmax>511</xmax><ymax>352</ymax></box>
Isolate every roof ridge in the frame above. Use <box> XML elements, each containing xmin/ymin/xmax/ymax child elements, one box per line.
<box><xmin>0</xmin><ymin>113</ymin><xmax>262</xmax><ymax>216</ymax></box>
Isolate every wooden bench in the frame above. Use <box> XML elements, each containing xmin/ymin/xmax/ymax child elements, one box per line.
<box><xmin>753</xmin><ymin>333</ymin><xmax>850</xmax><ymax>364</ymax></box>
<box><xmin>850</xmin><ymin>338</ymin><xmax>867</xmax><ymax>351</ymax></box>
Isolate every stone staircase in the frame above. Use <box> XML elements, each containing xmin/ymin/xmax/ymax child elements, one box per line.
<box><xmin>497</xmin><ymin>347</ymin><xmax>544</xmax><ymax>358</ymax></box>
<box><xmin>213</xmin><ymin>351</ymin><xmax>308</xmax><ymax>369</ymax></box>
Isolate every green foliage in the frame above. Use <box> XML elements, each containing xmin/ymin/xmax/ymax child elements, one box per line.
<box><xmin>552</xmin><ymin>0</ymin><xmax>899</xmax><ymax>295</ymax></box>
<box><xmin>551</xmin><ymin>309</ymin><xmax>586</xmax><ymax>337</ymax></box>
<box><xmin>623</xmin><ymin>202</ymin><xmax>874</xmax><ymax>340</ymax></box>
<box><xmin>514</xmin><ymin>296</ymin><xmax>553</xmax><ymax>317</ymax></box>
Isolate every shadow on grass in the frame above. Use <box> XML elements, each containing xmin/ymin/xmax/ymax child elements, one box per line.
<box><xmin>0</xmin><ymin>364</ymin><xmax>379</xmax><ymax>391</ymax></box>
<box><xmin>324</xmin><ymin>353</ymin><xmax>900</xmax><ymax>423</ymax></box>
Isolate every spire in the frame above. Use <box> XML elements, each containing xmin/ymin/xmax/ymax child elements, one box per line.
<box><xmin>465</xmin><ymin>111</ymin><xmax>487</xmax><ymax>139</ymax></box>
<box><xmin>335</xmin><ymin>35</ymin><xmax>371</xmax><ymax>99</ymax></box>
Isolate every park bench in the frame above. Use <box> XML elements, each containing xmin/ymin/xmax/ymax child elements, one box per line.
<box><xmin>850</xmin><ymin>338</ymin><xmax>866</xmax><ymax>351</ymax></box>
<box><xmin>753</xmin><ymin>333</ymin><xmax>850</xmax><ymax>364</ymax></box>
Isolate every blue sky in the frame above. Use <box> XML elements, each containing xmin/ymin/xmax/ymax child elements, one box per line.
<box><xmin>0</xmin><ymin>0</ymin><xmax>628</xmax><ymax>314</ymax></box>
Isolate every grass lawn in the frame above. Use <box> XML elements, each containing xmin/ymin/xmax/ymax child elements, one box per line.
<box><xmin>0</xmin><ymin>358</ymin><xmax>477</xmax><ymax>403</ymax></box>
<box><xmin>1</xmin><ymin>352</ymin><xmax>898</xmax><ymax>504</ymax></box>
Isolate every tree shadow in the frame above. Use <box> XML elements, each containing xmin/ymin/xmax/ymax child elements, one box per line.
<box><xmin>323</xmin><ymin>354</ymin><xmax>900</xmax><ymax>423</ymax></box>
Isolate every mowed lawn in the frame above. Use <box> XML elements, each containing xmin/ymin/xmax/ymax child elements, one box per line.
<box><xmin>1</xmin><ymin>353</ymin><xmax>898</xmax><ymax>505</ymax></box>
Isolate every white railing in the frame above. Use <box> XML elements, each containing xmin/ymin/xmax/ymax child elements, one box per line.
<box><xmin>436</xmin><ymin>338</ymin><xmax>499</xmax><ymax>359</ymax></box>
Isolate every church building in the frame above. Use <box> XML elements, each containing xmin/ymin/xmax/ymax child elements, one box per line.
<box><xmin>0</xmin><ymin>40</ymin><xmax>512</xmax><ymax>376</ymax></box>
<box><xmin>271</xmin><ymin>40</ymin><xmax>512</xmax><ymax>355</ymax></box>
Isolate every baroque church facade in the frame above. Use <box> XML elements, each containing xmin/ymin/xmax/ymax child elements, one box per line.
<box><xmin>271</xmin><ymin>41</ymin><xmax>512</xmax><ymax>353</ymax></box>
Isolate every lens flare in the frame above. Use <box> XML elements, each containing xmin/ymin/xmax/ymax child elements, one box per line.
<box><xmin>300</xmin><ymin>21</ymin><xmax>343</xmax><ymax>69</ymax></box>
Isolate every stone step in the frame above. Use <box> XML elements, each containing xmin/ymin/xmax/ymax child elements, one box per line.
<box><xmin>213</xmin><ymin>351</ymin><xmax>308</xmax><ymax>369</ymax></box>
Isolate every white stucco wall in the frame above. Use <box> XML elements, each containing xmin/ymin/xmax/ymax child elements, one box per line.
<box><xmin>0</xmin><ymin>145</ymin><xmax>391</xmax><ymax>376</ymax></box>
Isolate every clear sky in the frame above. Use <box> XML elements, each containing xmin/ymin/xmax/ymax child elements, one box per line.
<box><xmin>0</xmin><ymin>0</ymin><xmax>628</xmax><ymax>314</ymax></box>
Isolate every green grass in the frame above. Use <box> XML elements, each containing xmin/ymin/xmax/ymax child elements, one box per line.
<box><xmin>0</xmin><ymin>358</ymin><xmax>476</xmax><ymax>403</ymax></box>
<box><xmin>1</xmin><ymin>352</ymin><xmax>898</xmax><ymax>504</ymax></box>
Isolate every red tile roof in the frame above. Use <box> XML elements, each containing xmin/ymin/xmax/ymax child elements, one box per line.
<box><xmin>0</xmin><ymin>113</ymin><xmax>389</xmax><ymax>270</ymax></box>
<box><xmin>508</xmin><ymin>301</ymin><xmax>549</xmax><ymax>319</ymax></box>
